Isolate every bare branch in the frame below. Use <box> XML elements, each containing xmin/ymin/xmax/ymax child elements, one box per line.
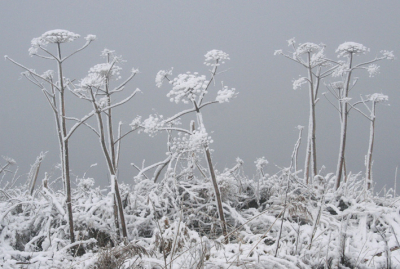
<box><xmin>115</xmin><ymin>122</ymin><xmax>122</xmax><ymax>168</ymax></box>
<box><xmin>5</xmin><ymin>56</ymin><xmax>61</xmax><ymax>91</ymax></box>
<box><xmin>101</xmin><ymin>88</ymin><xmax>140</xmax><ymax>112</ymax></box>
<box><xmin>42</xmin><ymin>89</ymin><xmax>59</xmax><ymax>113</ymax></box>
<box><xmin>198</xmin><ymin>63</ymin><xmax>218</xmax><ymax>106</ymax></box>
<box><xmin>347</xmin><ymin>102</ymin><xmax>372</xmax><ymax>121</ymax></box>
<box><xmin>131</xmin><ymin>163</ymin><xmax>149</xmax><ymax>179</ymax></box>
<box><xmin>61</xmin><ymin>40</ymin><xmax>93</xmax><ymax>62</ymax></box>
<box><xmin>153</xmin><ymin>155</ymin><xmax>172</xmax><ymax>183</ymax></box>
<box><xmin>33</xmin><ymin>54</ymin><xmax>55</xmax><ymax>60</ymax></box>
<box><xmin>114</xmin><ymin>127</ymin><xmax>139</xmax><ymax>144</ymax></box>
<box><xmin>352</xmin><ymin>56</ymin><xmax>386</xmax><ymax>69</ymax></box>
<box><xmin>360</xmin><ymin>95</ymin><xmax>373</xmax><ymax>114</ymax></box>
<box><xmin>136</xmin><ymin>155</ymin><xmax>173</xmax><ymax>180</ymax></box>
<box><xmin>64</xmin><ymin>111</ymin><xmax>96</xmax><ymax>141</ymax></box>
<box><xmin>280</xmin><ymin>53</ymin><xmax>307</xmax><ymax>68</ymax></box>
<box><xmin>157</xmin><ymin>127</ymin><xmax>192</xmax><ymax>135</ymax></box>
<box><xmin>64</xmin><ymin>116</ymin><xmax>100</xmax><ymax>137</ymax></box>
<box><xmin>323</xmin><ymin>94</ymin><xmax>341</xmax><ymax>114</ymax></box>
<box><xmin>22</xmin><ymin>73</ymin><xmax>43</xmax><ymax>88</ymax></box>
<box><xmin>320</xmin><ymin>64</ymin><xmax>340</xmax><ymax>77</ymax></box>
<box><xmin>163</xmin><ymin>107</ymin><xmax>196</xmax><ymax>124</ymax></box>
<box><xmin>38</xmin><ymin>45</ymin><xmax>60</xmax><ymax>61</ymax></box>
<box><xmin>110</xmin><ymin>72</ymin><xmax>138</xmax><ymax>94</ymax></box>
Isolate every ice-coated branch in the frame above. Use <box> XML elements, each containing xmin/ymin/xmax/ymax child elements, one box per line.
<box><xmin>5</xmin><ymin>56</ymin><xmax>61</xmax><ymax>91</ymax></box>
<box><xmin>33</xmin><ymin>53</ymin><xmax>55</xmax><ymax>60</ymax></box>
<box><xmin>110</xmin><ymin>71</ymin><xmax>138</xmax><ymax>93</ymax></box>
<box><xmin>64</xmin><ymin>116</ymin><xmax>100</xmax><ymax>137</ymax></box>
<box><xmin>61</xmin><ymin>37</ymin><xmax>96</xmax><ymax>62</ymax></box>
<box><xmin>135</xmin><ymin>155</ymin><xmax>175</xmax><ymax>181</ymax></box>
<box><xmin>115</xmin><ymin>121</ymin><xmax>123</xmax><ymax>168</ymax></box>
<box><xmin>323</xmin><ymin>93</ymin><xmax>341</xmax><ymax>114</ymax></box>
<box><xmin>64</xmin><ymin>111</ymin><xmax>96</xmax><ymax>141</ymax></box>
<box><xmin>37</xmin><ymin>45</ymin><xmax>59</xmax><ymax>61</ymax></box>
<box><xmin>163</xmin><ymin>107</ymin><xmax>197</xmax><ymax>124</ymax></box>
<box><xmin>162</xmin><ymin>101</ymin><xmax>218</xmax><ymax>125</ymax></box>
<box><xmin>360</xmin><ymin>95</ymin><xmax>373</xmax><ymax>114</ymax></box>
<box><xmin>347</xmin><ymin>102</ymin><xmax>371</xmax><ymax>121</ymax></box>
<box><xmin>114</xmin><ymin>127</ymin><xmax>140</xmax><ymax>144</ymax></box>
<box><xmin>275</xmin><ymin>51</ymin><xmax>308</xmax><ymax>68</ymax></box>
<box><xmin>157</xmin><ymin>127</ymin><xmax>192</xmax><ymax>135</ymax></box>
<box><xmin>100</xmin><ymin>88</ymin><xmax>140</xmax><ymax>112</ymax></box>
<box><xmin>131</xmin><ymin>163</ymin><xmax>149</xmax><ymax>179</ymax></box>
<box><xmin>153</xmin><ymin>155</ymin><xmax>173</xmax><ymax>183</ymax></box>
<box><xmin>352</xmin><ymin>56</ymin><xmax>387</xmax><ymax>70</ymax></box>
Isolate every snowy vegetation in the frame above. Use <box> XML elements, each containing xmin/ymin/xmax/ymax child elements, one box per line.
<box><xmin>1</xmin><ymin>31</ymin><xmax>399</xmax><ymax>268</ymax></box>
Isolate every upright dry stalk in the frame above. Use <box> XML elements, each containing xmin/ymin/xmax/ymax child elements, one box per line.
<box><xmin>5</xmin><ymin>30</ymin><xmax>96</xmax><ymax>243</ymax></box>
<box><xmin>332</xmin><ymin>43</ymin><xmax>393</xmax><ymax>189</ymax></box>
<box><xmin>363</xmin><ymin>94</ymin><xmax>388</xmax><ymax>190</ymax></box>
<box><xmin>28</xmin><ymin>152</ymin><xmax>46</xmax><ymax>195</ymax></box>
<box><xmin>335</xmin><ymin>54</ymin><xmax>353</xmax><ymax>190</ymax></box>
<box><xmin>196</xmin><ymin>108</ymin><xmax>228</xmax><ymax>241</ymax></box>
<box><xmin>275</xmin><ymin>40</ymin><xmax>331</xmax><ymax>184</ymax></box>
<box><xmin>395</xmin><ymin>167</ymin><xmax>398</xmax><ymax>198</ymax></box>
<box><xmin>347</xmin><ymin>93</ymin><xmax>388</xmax><ymax>190</ymax></box>
<box><xmin>75</xmin><ymin>49</ymin><xmax>140</xmax><ymax>239</ymax></box>
<box><xmin>154</xmin><ymin>50</ymin><xmax>235</xmax><ymax>242</ymax></box>
<box><xmin>275</xmin><ymin>173</ymin><xmax>290</xmax><ymax>257</ymax></box>
<box><xmin>7</xmin><ymin>30</ymin><xmax>96</xmax><ymax>242</ymax></box>
<box><xmin>290</xmin><ymin>125</ymin><xmax>303</xmax><ymax>173</ymax></box>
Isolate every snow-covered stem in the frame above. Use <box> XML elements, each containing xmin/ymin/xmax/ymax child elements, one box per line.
<box><xmin>28</xmin><ymin>152</ymin><xmax>46</xmax><ymax>196</ymax></box>
<box><xmin>275</xmin><ymin>174</ymin><xmax>290</xmax><ymax>257</ymax></box>
<box><xmin>55</xmin><ymin>42</ymin><xmax>75</xmax><ymax>243</ymax></box>
<box><xmin>335</xmin><ymin>53</ymin><xmax>353</xmax><ymax>189</ymax></box>
<box><xmin>395</xmin><ymin>167</ymin><xmax>398</xmax><ymax>198</ymax></box>
<box><xmin>307</xmin><ymin>52</ymin><xmax>318</xmax><ymax>182</ymax></box>
<box><xmin>290</xmin><ymin>126</ymin><xmax>303</xmax><ymax>173</ymax></box>
<box><xmin>89</xmin><ymin>87</ymin><xmax>127</xmax><ymax>238</ymax></box>
<box><xmin>196</xmin><ymin>108</ymin><xmax>228</xmax><ymax>241</ymax></box>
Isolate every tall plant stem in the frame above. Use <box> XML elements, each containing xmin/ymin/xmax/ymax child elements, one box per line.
<box><xmin>335</xmin><ymin>54</ymin><xmax>353</xmax><ymax>189</ymax></box>
<box><xmin>57</xmin><ymin>43</ymin><xmax>75</xmax><ymax>243</ymax></box>
<box><xmin>195</xmin><ymin>109</ymin><xmax>227</xmax><ymax>241</ymax></box>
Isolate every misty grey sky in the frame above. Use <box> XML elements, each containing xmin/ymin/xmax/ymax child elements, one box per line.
<box><xmin>1</xmin><ymin>1</ymin><xmax>399</xmax><ymax>191</ymax></box>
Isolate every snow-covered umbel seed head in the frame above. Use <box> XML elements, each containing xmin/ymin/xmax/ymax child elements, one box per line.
<box><xmin>168</xmin><ymin>72</ymin><xmax>208</xmax><ymax>104</ymax></box>
<box><xmin>255</xmin><ymin>157</ymin><xmax>268</xmax><ymax>170</ymax></box>
<box><xmin>29</xmin><ymin>30</ymin><xmax>83</xmax><ymax>56</ymax></box>
<box><xmin>140</xmin><ymin>114</ymin><xmax>164</xmax><ymax>137</ymax></box>
<box><xmin>89</xmin><ymin>63</ymin><xmax>122</xmax><ymax>80</ymax></box>
<box><xmin>204</xmin><ymin>50</ymin><xmax>230</xmax><ymax>67</ymax></box>
<box><xmin>292</xmin><ymin>77</ymin><xmax>307</xmax><ymax>90</ymax></box>
<box><xmin>293</xmin><ymin>42</ymin><xmax>326</xmax><ymax>67</ymax></box>
<box><xmin>41</xmin><ymin>70</ymin><xmax>55</xmax><ymax>80</ymax></box>
<box><xmin>330</xmin><ymin>81</ymin><xmax>344</xmax><ymax>90</ymax></box>
<box><xmin>31</xmin><ymin>30</ymin><xmax>80</xmax><ymax>47</ymax></box>
<box><xmin>84</xmin><ymin>34</ymin><xmax>96</xmax><ymax>42</ymax></box>
<box><xmin>381</xmin><ymin>50</ymin><xmax>395</xmax><ymax>60</ymax></box>
<box><xmin>366</xmin><ymin>64</ymin><xmax>380</xmax><ymax>77</ymax></box>
<box><xmin>77</xmin><ymin>73</ymin><xmax>106</xmax><ymax>90</ymax></box>
<box><xmin>294</xmin><ymin>42</ymin><xmax>323</xmax><ymax>55</ymax></box>
<box><xmin>155</xmin><ymin>68</ymin><xmax>173</xmax><ymax>88</ymax></box>
<box><xmin>336</xmin><ymin>42</ymin><xmax>369</xmax><ymax>58</ymax></box>
<box><xmin>368</xmin><ymin>93</ymin><xmax>388</xmax><ymax>103</ymax></box>
<box><xmin>216</xmin><ymin>85</ymin><xmax>237</xmax><ymax>103</ymax></box>
<box><xmin>287</xmin><ymin>37</ymin><xmax>296</xmax><ymax>47</ymax></box>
